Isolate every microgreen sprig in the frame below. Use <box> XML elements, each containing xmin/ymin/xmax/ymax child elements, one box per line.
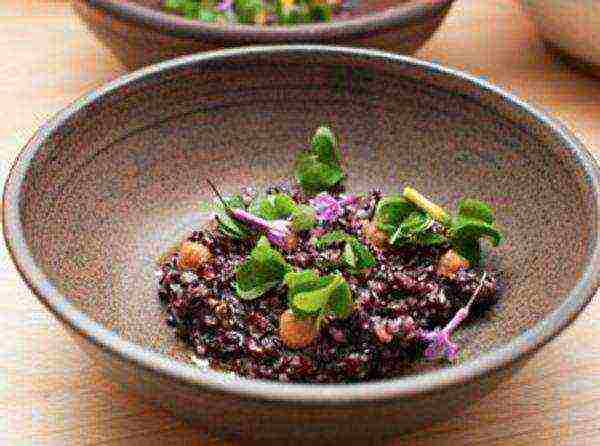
<box><xmin>207</xmin><ymin>180</ymin><xmax>298</xmax><ymax>251</ymax></box>
<box><xmin>294</xmin><ymin>126</ymin><xmax>345</xmax><ymax>195</ymax></box>
<box><xmin>233</xmin><ymin>236</ymin><xmax>292</xmax><ymax>300</ymax></box>
<box><xmin>285</xmin><ymin>270</ymin><xmax>353</xmax><ymax>327</ymax></box>
<box><xmin>374</xmin><ymin>187</ymin><xmax>503</xmax><ymax>266</ymax></box>
<box><xmin>199</xmin><ymin>193</ymin><xmax>252</xmax><ymax>240</ymax></box>
<box><xmin>315</xmin><ymin>230</ymin><xmax>376</xmax><ymax>274</ymax></box>
<box><xmin>250</xmin><ymin>193</ymin><xmax>316</xmax><ymax>231</ymax></box>
<box><xmin>373</xmin><ymin>196</ymin><xmax>447</xmax><ymax>248</ymax></box>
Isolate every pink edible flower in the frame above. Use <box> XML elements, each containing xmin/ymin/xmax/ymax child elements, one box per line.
<box><xmin>338</xmin><ymin>194</ymin><xmax>359</xmax><ymax>206</ymax></box>
<box><xmin>216</xmin><ymin>0</ymin><xmax>233</xmax><ymax>12</ymax></box>
<box><xmin>417</xmin><ymin>272</ymin><xmax>487</xmax><ymax>362</ymax></box>
<box><xmin>229</xmin><ymin>208</ymin><xmax>297</xmax><ymax>252</ymax></box>
<box><xmin>310</xmin><ymin>193</ymin><xmax>342</xmax><ymax>222</ymax></box>
<box><xmin>309</xmin><ymin>193</ymin><xmax>358</xmax><ymax>223</ymax></box>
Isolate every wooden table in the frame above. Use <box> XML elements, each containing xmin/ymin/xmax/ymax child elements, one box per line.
<box><xmin>1</xmin><ymin>1</ymin><xmax>599</xmax><ymax>444</ymax></box>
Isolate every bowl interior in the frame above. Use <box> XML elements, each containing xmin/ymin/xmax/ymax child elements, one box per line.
<box><xmin>17</xmin><ymin>48</ymin><xmax>597</xmax><ymax>375</ymax></box>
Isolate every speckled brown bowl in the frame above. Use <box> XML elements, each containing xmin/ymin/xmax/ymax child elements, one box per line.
<box><xmin>72</xmin><ymin>0</ymin><xmax>454</xmax><ymax>69</ymax></box>
<box><xmin>4</xmin><ymin>46</ymin><xmax>600</xmax><ymax>441</ymax></box>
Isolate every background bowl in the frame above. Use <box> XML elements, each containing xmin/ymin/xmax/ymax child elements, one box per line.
<box><xmin>72</xmin><ymin>0</ymin><xmax>455</xmax><ymax>69</ymax></box>
<box><xmin>521</xmin><ymin>0</ymin><xmax>600</xmax><ymax>72</ymax></box>
<box><xmin>4</xmin><ymin>46</ymin><xmax>599</xmax><ymax>440</ymax></box>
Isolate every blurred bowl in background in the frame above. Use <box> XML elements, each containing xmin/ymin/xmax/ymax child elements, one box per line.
<box><xmin>521</xmin><ymin>0</ymin><xmax>600</xmax><ymax>70</ymax></box>
<box><xmin>72</xmin><ymin>0</ymin><xmax>454</xmax><ymax>69</ymax></box>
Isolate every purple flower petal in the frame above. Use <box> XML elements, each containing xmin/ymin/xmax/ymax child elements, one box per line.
<box><xmin>444</xmin><ymin>341</ymin><xmax>460</xmax><ymax>361</ymax></box>
<box><xmin>338</xmin><ymin>194</ymin><xmax>359</xmax><ymax>206</ymax></box>
<box><xmin>230</xmin><ymin>209</ymin><xmax>296</xmax><ymax>251</ymax></box>
<box><xmin>423</xmin><ymin>339</ymin><xmax>445</xmax><ymax>360</ymax></box>
<box><xmin>420</xmin><ymin>329</ymin><xmax>459</xmax><ymax>361</ymax></box>
<box><xmin>417</xmin><ymin>310</ymin><xmax>467</xmax><ymax>362</ymax></box>
<box><xmin>309</xmin><ymin>193</ymin><xmax>344</xmax><ymax>222</ymax></box>
<box><xmin>216</xmin><ymin>0</ymin><xmax>233</xmax><ymax>12</ymax></box>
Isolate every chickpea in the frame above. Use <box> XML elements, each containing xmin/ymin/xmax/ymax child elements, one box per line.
<box><xmin>437</xmin><ymin>249</ymin><xmax>470</xmax><ymax>279</ymax></box>
<box><xmin>279</xmin><ymin>310</ymin><xmax>319</xmax><ymax>349</ymax></box>
<box><xmin>178</xmin><ymin>241</ymin><xmax>212</xmax><ymax>270</ymax></box>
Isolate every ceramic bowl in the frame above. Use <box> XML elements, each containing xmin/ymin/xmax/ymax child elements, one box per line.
<box><xmin>4</xmin><ymin>46</ymin><xmax>599</xmax><ymax>441</ymax></box>
<box><xmin>72</xmin><ymin>0</ymin><xmax>455</xmax><ymax>69</ymax></box>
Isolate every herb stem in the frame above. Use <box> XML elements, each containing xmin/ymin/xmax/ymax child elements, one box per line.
<box><xmin>403</xmin><ymin>186</ymin><xmax>451</xmax><ymax>226</ymax></box>
<box><xmin>206</xmin><ymin>179</ymin><xmax>235</xmax><ymax>219</ymax></box>
<box><xmin>443</xmin><ymin>271</ymin><xmax>487</xmax><ymax>334</ymax></box>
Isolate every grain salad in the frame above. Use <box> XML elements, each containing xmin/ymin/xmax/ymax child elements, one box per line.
<box><xmin>157</xmin><ymin>126</ymin><xmax>503</xmax><ymax>383</ymax></box>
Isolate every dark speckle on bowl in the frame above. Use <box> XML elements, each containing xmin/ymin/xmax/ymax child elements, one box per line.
<box><xmin>3</xmin><ymin>46</ymin><xmax>599</xmax><ymax>440</ymax></box>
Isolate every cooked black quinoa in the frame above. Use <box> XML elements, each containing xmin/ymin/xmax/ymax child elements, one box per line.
<box><xmin>157</xmin><ymin>183</ymin><xmax>500</xmax><ymax>383</ymax></box>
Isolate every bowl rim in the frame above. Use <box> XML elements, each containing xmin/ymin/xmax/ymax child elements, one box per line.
<box><xmin>77</xmin><ymin>0</ymin><xmax>454</xmax><ymax>42</ymax></box>
<box><xmin>4</xmin><ymin>45</ymin><xmax>600</xmax><ymax>405</ymax></box>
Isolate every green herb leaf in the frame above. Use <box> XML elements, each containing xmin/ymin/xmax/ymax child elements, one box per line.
<box><xmin>452</xmin><ymin>217</ymin><xmax>502</xmax><ymax>246</ymax></box>
<box><xmin>294</xmin><ymin>126</ymin><xmax>345</xmax><ymax>195</ymax></box>
<box><xmin>342</xmin><ymin>243</ymin><xmax>357</xmax><ymax>268</ymax></box>
<box><xmin>218</xmin><ymin>195</ymin><xmax>252</xmax><ymax>240</ymax></box>
<box><xmin>164</xmin><ymin>0</ymin><xmax>200</xmax><ymax>19</ymax></box>
<box><xmin>309</xmin><ymin>3</ymin><xmax>332</xmax><ymax>22</ymax></box>
<box><xmin>417</xmin><ymin>232</ymin><xmax>448</xmax><ymax>246</ymax></box>
<box><xmin>284</xmin><ymin>270</ymin><xmax>324</xmax><ymax>318</ymax></box>
<box><xmin>315</xmin><ymin>231</ymin><xmax>376</xmax><ymax>273</ymax></box>
<box><xmin>164</xmin><ymin>0</ymin><xmax>185</xmax><ymax>10</ymax></box>
<box><xmin>374</xmin><ymin>196</ymin><xmax>418</xmax><ymax>234</ymax></box>
<box><xmin>311</xmin><ymin>126</ymin><xmax>341</xmax><ymax>166</ymax></box>
<box><xmin>389</xmin><ymin>211</ymin><xmax>433</xmax><ymax>246</ymax></box>
<box><xmin>346</xmin><ymin>238</ymin><xmax>376</xmax><ymax>270</ymax></box>
<box><xmin>457</xmin><ymin>198</ymin><xmax>494</xmax><ymax>225</ymax></box>
<box><xmin>295</xmin><ymin>153</ymin><xmax>345</xmax><ymax>195</ymax></box>
<box><xmin>284</xmin><ymin>269</ymin><xmax>320</xmax><ymax>292</ymax></box>
<box><xmin>198</xmin><ymin>7</ymin><xmax>222</xmax><ymax>22</ymax></box>
<box><xmin>250</xmin><ymin>193</ymin><xmax>297</xmax><ymax>220</ymax></box>
<box><xmin>286</xmin><ymin>271</ymin><xmax>353</xmax><ymax>320</ymax></box>
<box><xmin>328</xmin><ymin>276</ymin><xmax>353</xmax><ymax>319</ymax></box>
<box><xmin>233</xmin><ymin>236</ymin><xmax>292</xmax><ymax>300</ymax></box>
<box><xmin>234</xmin><ymin>0</ymin><xmax>266</xmax><ymax>24</ymax></box>
<box><xmin>374</xmin><ymin>193</ymin><xmax>453</xmax><ymax>248</ymax></box>
<box><xmin>314</xmin><ymin>230</ymin><xmax>349</xmax><ymax>249</ymax></box>
<box><xmin>403</xmin><ymin>186</ymin><xmax>452</xmax><ymax>227</ymax></box>
<box><xmin>452</xmin><ymin>236</ymin><xmax>481</xmax><ymax>267</ymax></box>
<box><xmin>199</xmin><ymin>195</ymin><xmax>252</xmax><ymax>240</ymax></box>
<box><xmin>217</xmin><ymin>214</ymin><xmax>252</xmax><ymax>240</ymax></box>
<box><xmin>198</xmin><ymin>199</ymin><xmax>218</xmax><ymax>214</ymax></box>
<box><xmin>450</xmin><ymin>215</ymin><xmax>503</xmax><ymax>266</ymax></box>
<box><xmin>249</xmin><ymin>193</ymin><xmax>316</xmax><ymax>232</ymax></box>
<box><xmin>291</xmin><ymin>204</ymin><xmax>317</xmax><ymax>231</ymax></box>
<box><xmin>291</xmin><ymin>276</ymin><xmax>336</xmax><ymax>314</ymax></box>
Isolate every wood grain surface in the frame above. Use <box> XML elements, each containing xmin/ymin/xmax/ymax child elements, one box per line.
<box><xmin>1</xmin><ymin>1</ymin><xmax>599</xmax><ymax>444</ymax></box>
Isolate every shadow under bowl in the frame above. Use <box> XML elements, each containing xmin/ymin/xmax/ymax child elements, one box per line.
<box><xmin>71</xmin><ymin>0</ymin><xmax>455</xmax><ymax>69</ymax></box>
<box><xmin>3</xmin><ymin>45</ymin><xmax>600</xmax><ymax>440</ymax></box>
